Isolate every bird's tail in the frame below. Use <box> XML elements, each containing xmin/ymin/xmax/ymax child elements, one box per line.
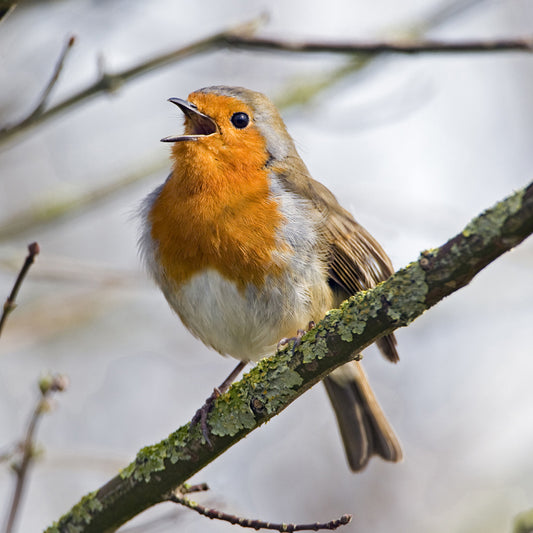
<box><xmin>323</xmin><ymin>361</ymin><xmax>402</xmax><ymax>472</ymax></box>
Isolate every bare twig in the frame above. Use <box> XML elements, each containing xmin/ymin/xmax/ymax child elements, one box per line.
<box><xmin>0</xmin><ymin>35</ymin><xmax>75</xmax><ymax>146</ymax></box>
<box><xmin>0</xmin><ymin>156</ymin><xmax>167</xmax><ymax>241</ymax></box>
<box><xmin>273</xmin><ymin>0</ymin><xmax>487</xmax><ymax>109</ymax></box>
<box><xmin>34</xmin><ymin>35</ymin><xmax>76</xmax><ymax>116</ymax></box>
<box><xmin>0</xmin><ymin>242</ymin><xmax>39</xmax><ymax>337</ymax></box>
<box><xmin>169</xmin><ymin>491</ymin><xmax>351</xmax><ymax>532</ymax></box>
<box><xmin>3</xmin><ymin>373</ymin><xmax>68</xmax><ymax>533</ymax></box>
<box><xmin>222</xmin><ymin>35</ymin><xmax>533</xmax><ymax>55</ymax></box>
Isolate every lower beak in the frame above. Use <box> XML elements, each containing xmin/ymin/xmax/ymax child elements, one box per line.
<box><xmin>161</xmin><ymin>98</ymin><xmax>218</xmax><ymax>142</ymax></box>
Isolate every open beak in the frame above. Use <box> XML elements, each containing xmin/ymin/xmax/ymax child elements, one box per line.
<box><xmin>160</xmin><ymin>98</ymin><xmax>218</xmax><ymax>142</ymax></box>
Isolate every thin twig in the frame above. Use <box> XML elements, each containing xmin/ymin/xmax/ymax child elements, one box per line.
<box><xmin>0</xmin><ymin>36</ymin><xmax>75</xmax><ymax>146</ymax></box>
<box><xmin>0</xmin><ymin>156</ymin><xmax>167</xmax><ymax>241</ymax></box>
<box><xmin>3</xmin><ymin>374</ymin><xmax>68</xmax><ymax>533</ymax></box>
<box><xmin>273</xmin><ymin>0</ymin><xmax>488</xmax><ymax>109</ymax></box>
<box><xmin>0</xmin><ymin>242</ymin><xmax>39</xmax><ymax>337</ymax></box>
<box><xmin>32</xmin><ymin>35</ymin><xmax>76</xmax><ymax>116</ymax></box>
<box><xmin>169</xmin><ymin>492</ymin><xmax>351</xmax><ymax>532</ymax></box>
<box><xmin>222</xmin><ymin>34</ymin><xmax>533</xmax><ymax>55</ymax></box>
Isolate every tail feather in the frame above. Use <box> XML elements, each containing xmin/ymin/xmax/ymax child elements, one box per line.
<box><xmin>323</xmin><ymin>361</ymin><xmax>402</xmax><ymax>471</ymax></box>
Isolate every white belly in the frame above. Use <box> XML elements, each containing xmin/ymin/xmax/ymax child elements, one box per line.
<box><xmin>163</xmin><ymin>266</ymin><xmax>330</xmax><ymax>362</ymax></box>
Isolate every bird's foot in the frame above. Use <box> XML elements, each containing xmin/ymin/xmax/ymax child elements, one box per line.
<box><xmin>189</xmin><ymin>360</ymin><xmax>247</xmax><ymax>447</ymax></box>
<box><xmin>190</xmin><ymin>388</ymin><xmax>222</xmax><ymax>447</ymax></box>
<box><xmin>278</xmin><ymin>321</ymin><xmax>316</xmax><ymax>354</ymax></box>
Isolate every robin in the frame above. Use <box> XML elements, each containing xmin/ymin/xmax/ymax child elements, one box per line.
<box><xmin>139</xmin><ymin>86</ymin><xmax>402</xmax><ymax>471</ymax></box>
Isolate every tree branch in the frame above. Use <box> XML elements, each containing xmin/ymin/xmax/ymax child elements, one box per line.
<box><xmin>3</xmin><ymin>374</ymin><xmax>68</xmax><ymax>533</ymax></box>
<box><xmin>222</xmin><ymin>35</ymin><xmax>533</xmax><ymax>55</ymax></box>
<box><xmin>44</xmin><ymin>181</ymin><xmax>533</xmax><ymax>533</ymax></box>
<box><xmin>169</xmin><ymin>490</ymin><xmax>351</xmax><ymax>532</ymax></box>
<box><xmin>0</xmin><ymin>242</ymin><xmax>39</xmax><ymax>337</ymax></box>
<box><xmin>1</xmin><ymin>5</ymin><xmax>531</xmax><ymax>148</ymax></box>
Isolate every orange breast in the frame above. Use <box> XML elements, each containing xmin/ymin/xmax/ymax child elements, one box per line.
<box><xmin>148</xmin><ymin>139</ymin><xmax>287</xmax><ymax>290</ymax></box>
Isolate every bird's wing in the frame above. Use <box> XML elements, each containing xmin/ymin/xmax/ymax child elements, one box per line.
<box><xmin>275</xmin><ymin>159</ymin><xmax>398</xmax><ymax>362</ymax></box>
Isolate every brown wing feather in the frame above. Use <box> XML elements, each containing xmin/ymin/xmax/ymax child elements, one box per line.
<box><xmin>275</xmin><ymin>159</ymin><xmax>398</xmax><ymax>362</ymax></box>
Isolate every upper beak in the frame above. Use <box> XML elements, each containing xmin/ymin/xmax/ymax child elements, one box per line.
<box><xmin>160</xmin><ymin>97</ymin><xmax>218</xmax><ymax>142</ymax></box>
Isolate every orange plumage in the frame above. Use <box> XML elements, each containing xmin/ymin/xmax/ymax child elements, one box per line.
<box><xmin>140</xmin><ymin>86</ymin><xmax>402</xmax><ymax>471</ymax></box>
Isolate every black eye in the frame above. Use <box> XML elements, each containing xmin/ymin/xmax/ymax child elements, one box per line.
<box><xmin>231</xmin><ymin>112</ymin><xmax>249</xmax><ymax>129</ymax></box>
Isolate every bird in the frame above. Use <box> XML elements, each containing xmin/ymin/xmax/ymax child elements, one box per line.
<box><xmin>139</xmin><ymin>85</ymin><xmax>402</xmax><ymax>471</ymax></box>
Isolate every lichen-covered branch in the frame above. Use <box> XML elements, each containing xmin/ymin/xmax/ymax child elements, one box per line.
<box><xmin>45</xmin><ymin>181</ymin><xmax>533</xmax><ymax>533</ymax></box>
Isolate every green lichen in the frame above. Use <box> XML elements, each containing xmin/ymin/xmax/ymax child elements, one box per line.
<box><xmin>258</xmin><ymin>364</ymin><xmax>303</xmax><ymax>414</ymax></box>
<box><xmin>210</xmin><ymin>352</ymin><xmax>304</xmax><ymax>435</ymax></box>
<box><xmin>120</xmin><ymin>426</ymin><xmax>192</xmax><ymax>480</ymax></box>
<box><xmin>167</xmin><ymin>425</ymin><xmax>192</xmax><ymax>464</ymax></box>
<box><xmin>119</xmin><ymin>461</ymin><xmax>136</xmax><ymax>480</ymax></box>
<box><xmin>130</xmin><ymin>443</ymin><xmax>167</xmax><ymax>483</ymax></box>
<box><xmin>378</xmin><ymin>261</ymin><xmax>428</xmax><ymax>324</ymax></box>
<box><xmin>462</xmin><ymin>188</ymin><xmax>524</xmax><ymax>243</ymax></box>
<box><xmin>300</xmin><ymin>324</ymin><xmax>329</xmax><ymax>363</ymax></box>
<box><xmin>45</xmin><ymin>491</ymin><xmax>103</xmax><ymax>533</ymax></box>
<box><xmin>209</xmin><ymin>383</ymin><xmax>256</xmax><ymax>437</ymax></box>
<box><xmin>336</xmin><ymin>287</ymin><xmax>386</xmax><ymax>342</ymax></box>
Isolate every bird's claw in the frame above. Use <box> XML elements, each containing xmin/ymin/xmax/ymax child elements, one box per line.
<box><xmin>190</xmin><ymin>387</ymin><xmax>222</xmax><ymax>447</ymax></box>
<box><xmin>277</xmin><ymin>321</ymin><xmax>316</xmax><ymax>354</ymax></box>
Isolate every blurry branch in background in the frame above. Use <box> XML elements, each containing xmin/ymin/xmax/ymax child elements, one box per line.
<box><xmin>0</xmin><ymin>16</ymin><xmax>265</xmax><ymax>148</ymax></box>
<box><xmin>46</xmin><ymin>182</ymin><xmax>533</xmax><ymax>533</ymax></box>
<box><xmin>30</xmin><ymin>36</ymin><xmax>76</xmax><ymax>117</ymax></box>
<box><xmin>0</xmin><ymin>156</ymin><xmax>168</xmax><ymax>242</ymax></box>
<box><xmin>0</xmin><ymin>243</ymin><xmax>69</xmax><ymax>532</ymax></box>
<box><xmin>1</xmin><ymin>0</ymin><xmax>532</xmax><ymax>150</ymax></box>
<box><xmin>0</xmin><ymin>34</ymin><xmax>75</xmax><ymax>145</ymax></box>
<box><xmin>2</xmin><ymin>374</ymin><xmax>68</xmax><ymax>533</ymax></box>
<box><xmin>0</xmin><ymin>0</ymin><xmax>524</xmax><ymax>245</ymax></box>
<box><xmin>224</xmin><ymin>35</ymin><xmax>533</xmax><ymax>55</ymax></box>
<box><xmin>0</xmin><ymin>242</ymin><xmax>39</xmax><ymax>337</ymax></box>
<box><xmin>170</xmin><ymin>487</ymin><xmax>351</xmax><ymax>532</ymax></box>
<box><xmin>269</xmin><ymin>0</ymin><xmax>515</xmax><ymax>108</ymax></box>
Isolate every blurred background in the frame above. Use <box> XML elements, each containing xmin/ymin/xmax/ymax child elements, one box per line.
<box><xmin>1</xmin><ymin>1</ymin><xmax>532</xmax><ymax>532</ymax></box>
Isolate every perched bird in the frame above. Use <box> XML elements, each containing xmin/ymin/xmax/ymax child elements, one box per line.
<box><xmin>139</xmin><ymin>86</ymin><xmax>402</xmax><ymax>471</ymax></box>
